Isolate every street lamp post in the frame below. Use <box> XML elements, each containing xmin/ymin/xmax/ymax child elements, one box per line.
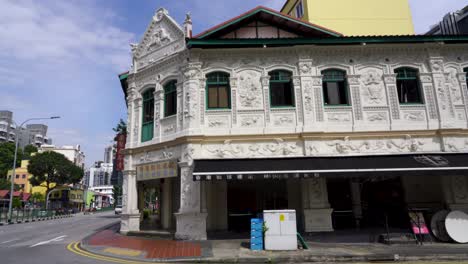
<box><xmin>8</xmin><ymin>116</ymin><xmax>60</xmax><ymax>222</ymax></box>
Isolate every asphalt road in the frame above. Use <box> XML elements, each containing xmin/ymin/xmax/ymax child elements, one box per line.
<box><xmin>0</xmin><ymin>211</ymin><xmax>120</xmax><ymax>264</ymax></box>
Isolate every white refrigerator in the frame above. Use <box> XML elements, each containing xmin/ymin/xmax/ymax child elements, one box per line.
<box><xmin>263</xmin><ymin>209</ymin><xmax>298</xmax><ymax>250</ymax></box>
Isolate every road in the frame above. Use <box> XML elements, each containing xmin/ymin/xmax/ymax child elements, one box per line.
<box><xmin>0</xmin><ymin>211</ymin><xmax>120</xmax><ymax>264</ymax></box>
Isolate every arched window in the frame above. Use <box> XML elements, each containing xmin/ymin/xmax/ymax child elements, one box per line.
<box><xmin>395</xmin><ymin>67</ymin><xmax>423</xmax><ymax>104</ymax></box>
<box><xmin>322</xmin><ymin>69</ymin><xmax>349</xmax><ymax>105</ymax></box>
<box><xmin>164</xmin><ymin>80</ymin><xmax>177</xmax><ymax>117</ymax></box>
<box><xmin>141</xmin><ymin>88</ymin><xmax>155</xmax><ymax>142</ymax></box>
<box><xmin>269</xmin><ymin>70</ymin><xmax>295</xmax><ymax>107</ymax></box>
<box><xmin>464</xmin><ymin>67</ymin><xmax>468</xmax><ymax>88</ymax></box>
<box><xmin>206</xmin><ymin>72</ymin><xmax>230</xmax><ymax>109</ymax></box>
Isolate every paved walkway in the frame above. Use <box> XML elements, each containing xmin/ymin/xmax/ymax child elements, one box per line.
<box><xmin>80</xmin><ymin>224</ymin><xmax>468</xmax><ymax>263</ymax></box>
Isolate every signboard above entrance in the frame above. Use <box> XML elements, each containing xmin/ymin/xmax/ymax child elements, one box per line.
<box><xmin>136</xmin><ymin>160</ymin><xmax>177</xmax><ymax>181</ymax></box>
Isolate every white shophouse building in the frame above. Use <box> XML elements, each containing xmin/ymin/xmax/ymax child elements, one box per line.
<box><xmin>119</xmin><ymin>6</ymin><xmax>468</xmax><ymax>240</ymax></box>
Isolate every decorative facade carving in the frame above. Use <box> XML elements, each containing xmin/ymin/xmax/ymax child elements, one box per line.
<box><xmin>361</xmin><ymin>70</ymin><xmax>385</xmax><ymax>106</ymax></box>
<box><xmin>446</xmin><ymin>68</ymin><xmax>463</xmax><ymax>104</ymax></box>
<box><xmin>274</xmin><ymin>115</ymin><xmax>294</xmax><ymax>126</ymax></box>
<box><xmin>238</xmin><ymin>70</ymin><xmax>263</xmax><ymax>108</ymax></box>
<box><xmin>240</xmin><ymin>116</ymin><xmax>260</xmax><ymax>127</ymax></box>
<box><xmin>205</xmin><ymin>139</ymin><xmax>301</xmax><ymax>158</ymax></box>
<box><xmin>403</xmin><ymin>112</ymin><xmax>425</xmax><ymax>121</ymax></box>
<box><xmin>327</xmin><ymin>113</ymin><xmax>351</xmax><ymax>122</ymax></box>
<box><xmin>367</xmin><ymin>112</ymin><xmax>387</xmax><ymax>122</ymax></box>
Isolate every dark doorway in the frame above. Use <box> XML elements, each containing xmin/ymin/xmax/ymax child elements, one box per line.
<box><xmin>361</xmin><ymin>177</ymin><xmax>409</xmax><ymax>229</ymax></box>
<box><xmin>227</xmin><ymin>180</ymin><xmax>288</xmax><ymax>232</ymax></box>
<box><xmin>327</xmin><ymin>178</ymin><xmax>354</xmax><ymax>229</ymax></box>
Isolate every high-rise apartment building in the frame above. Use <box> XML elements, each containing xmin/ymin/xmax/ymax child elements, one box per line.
<box><xmin>426</xmin><ymin>5</ymin><xmax>468</xmax><ymax>35</ymax></box>
<box><xmin>0</xmin><ymin>110</ymin><xmax>16</xmax><ymax>143</ymax></box>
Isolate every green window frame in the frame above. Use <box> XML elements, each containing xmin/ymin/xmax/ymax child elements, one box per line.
<box><xmin>269</xmin><ymin>70</ymin><xmax>295</xmax><ymax>107</ymax></box>
<box><xmin>464</xmin><ymin>67</ymin><xmax>468</xmax><ymax>88</ymax></box>
<box><xmin>141</xmin><ymin>88</ymin><xmax>155</xmax><ymax>142</ymax></box>
<box><xmin>322</xmin><ymin>69</ymin><xmax>349</xmax><ymax>106</ymax></box>
<box><xmin>164</xmin><ymin>80</ymin><xmax>177</xmax><ymax>117</ymax></box>
<box><xmin>395</xmin><ymin>67</ymin><xmax>423</xmax><ymax>104</ymax></box>
<box><xmin>206</xmin><ymin>72</ymin><xmax>231</xmax><ymax>109</ymax></box>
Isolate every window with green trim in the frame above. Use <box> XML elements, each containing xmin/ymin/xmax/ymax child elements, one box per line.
<box><xmin>141</xmin><ymin>88</ymin><xmax>154</xmax><ymax>142</ymax></box>
<box><xmin>269</xmin><ymin>70</ymin><xmax>295</xmax><ymax>107</ymax></box>
<box><xmin>322</xmin><ymin>69</ymin><xmax>349</xmax><ymax>105</ymax></box>
<box><xmin>206</xmin><ymin>72</ymin><xmax>231</xmax><ymax>109</ymax></box>
<box><xmin>464</xmin><ymin>67</ymin><xmax>468</xmax><ymax>88</ymax></box>
<box><xmin>164</xmin><ymin>80</ymin><xmax>177</xmax><ymax>117</ymax></box>
<box><xmin>395</xmin><ymin>67</ymin><xmax>423</xmax><ymax>104</ymax></box>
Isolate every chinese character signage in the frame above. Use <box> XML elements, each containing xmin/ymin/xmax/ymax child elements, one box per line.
<box><xmin>136</xmin><ymin>161</ymin><xmax>178</xmax><ymax>181</ymax></box>
<box><xmin>115</xmin><ymin>133</ymin><xmax>126</xmax><ymax>171</ymax></box>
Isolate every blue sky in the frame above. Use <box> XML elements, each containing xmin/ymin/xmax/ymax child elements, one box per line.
<box><xmin>1</xmin><ymin>0</ymin><xmax>466</xmax><ymax>167</ymax></box>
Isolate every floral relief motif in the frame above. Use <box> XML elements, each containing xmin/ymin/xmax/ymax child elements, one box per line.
<box><xmin>148</xmin><ymin>27</ymin><xmax>171</xmax><ymax>50</ymax></box>
<box><xmin>184</xmin><ymin>89</ymin><xmax>197</xmax><ymax>120</ymax></box>
<box><xmin>241</xmin><ymin>116</ymin><xmax>260</xmax><ymax>127</ymax></box>
<box><xmin>327</xmin><ymin>113</ymin><xmax>351</xmax><ymax>122</ymax></box>
<box><xmin>208</xmin><ymin>118</ymin><xmax>227</xmax><ymax>127</ymax></box>
<box><xmin>304</xmin><ymin>82</ymin><xmax>314</xmax><ymax>112</ymax></box>
<box><xmin>238</xmin><ymin>71</ymin><xmax>262</xmax><ymax>108</ymax></box>
<box><xmin>274</xmin><ymin>115</ymin><xmax>294</xmax><ymax>126</ymax></box>
<box><xmin>367</xmin><ymin>112</ymin><xmax>387</xmax><ymax>122</ymax></box>
<box><xmin>326</xmin><ymin>135</ymin><xmax>426</xmax><ymax>154</ymax></box>
<box><xmin>362</xmin><ymin>70</ymin><xmax>385</xmax><ymax>105</ymax></box>
<box><xmin>446</xmin><ymin>69</ymin><xmax>463</xmax><ymax>104</ymax></box>
<box><xmin>205</xmin><ymin>139</ymin><xmax>300</xmax><ymax>158</ymax></box>
<box><xmin>430</xmin><ymin>60</ymin><xmax>443</xmax><ymax>72</ymax></box>
<box><xmin>299</xmin><ymin>62</ymin><xmax>312</xmax><ymax>75</ymax></box>
<box><xmin>403</xmin><ymin>112</ymin><xmax>425</xmax><ymax>121</ymax></box>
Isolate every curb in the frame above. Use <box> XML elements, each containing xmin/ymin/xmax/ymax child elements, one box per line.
<box><xmin>0</xmin><ymin>214</ymin><xmax>75</xmax><ymax>226</ymax></box>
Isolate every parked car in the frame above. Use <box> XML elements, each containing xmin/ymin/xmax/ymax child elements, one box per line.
<box><xmin>114</xmin><ymin>205</ymin><xmax>122</xmax><ymax>215</ymax></box>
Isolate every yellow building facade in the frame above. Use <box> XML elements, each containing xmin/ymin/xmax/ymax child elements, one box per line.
<box><xmin>7</xmin><ymin>160</ymin><xmax>55</xmax><ymax>196</ymax></box>
<box><xmin>281</xmin><ymin>0</ymin><xmax>415</xmax><ymax>36</ymax></box>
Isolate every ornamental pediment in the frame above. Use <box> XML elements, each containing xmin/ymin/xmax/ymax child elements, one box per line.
<box><xmin>131</xmin><ymin>8</ymin><xmax>186</xmax><ymax>68</ymax></box>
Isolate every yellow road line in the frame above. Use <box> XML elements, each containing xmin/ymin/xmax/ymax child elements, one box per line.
<box><xmin>66</xmin><ymin>242</ymin><xmax>151</xmax><ymax>264</ymax></box>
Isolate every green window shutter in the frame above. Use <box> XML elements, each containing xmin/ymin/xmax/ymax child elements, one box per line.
<box><xmin>206</xmin><ymin>72</ymin><xmax>231</xmax><ymax>109</ymax></box>
<box><xmin>321</xmin><ymin>69</ymin><xmax>349</xmax><ymax>105</ymax></box>
<box><xmin>269</xmin><ymin>70</ymin><xmax>295</xmax><ymax>107</ymax></box>
<box><xmin>141</xmin><ymin>88</ymin><xmax>155</xmax><ymax>142</ymax></box>
<box><xmin>164</xmin><ymin>80</ymin><xmax>177</xmax><ymax>117</ymax></box>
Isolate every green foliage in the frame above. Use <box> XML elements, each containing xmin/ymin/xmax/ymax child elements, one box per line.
<box><xmin>0</xmin><ymin>178</ymin><xmax>20</xmax><ymax>191</ymax></box>
<box><xmin>143</xmin><ymin>209</ymin><xmax>150</xmax><ymax>219</ymax></box>
<box><xmin>0</xmin><ymin>142</ymin><xmax>23</xmax><ymax>177</ymax></box>
<box><xmin>23</xmin><ymin>145</ymin><xmax>38</xmax><ymax>160</ymax></box>
<box><xmin>27</xmin><ymin>151</ymin><xmax>83</xmax><ymax>196</ymax></box>
<box><xmin>31</xmin><ymin>192</ymin><xmax>45</xmax><ymax>202</ymax></box>
<box><xmin>112</xmin><ymin>119</ymin><xmax>127</xmax><ymax>135</ymax></box>
<box><xmin>12</xmin><ymin>197</ymin><xmax>21</xmax><ymax>208</ymax></box>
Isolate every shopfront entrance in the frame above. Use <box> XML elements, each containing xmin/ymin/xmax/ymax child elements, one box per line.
<box><xmin>226</xmin><ymin>180</ymin><xmax>288</xmax><ymax>232</ymax></box>
<box><xmin>136</xmin><ymin>160</ymin><xmax>179</xmax><ymax>232</ymax></box>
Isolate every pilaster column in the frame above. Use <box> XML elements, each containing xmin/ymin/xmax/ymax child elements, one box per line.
<box><xmin>293</xmin><ymin>76</ymin><xmax>304</xmax><ymax>126</ymax></box>
<box><xmin>230</xmin><ymin>77</ymin><xmax>238</xmax><ymax>126</ymax></box>
<box><xmin>161</xmin><ymin>178</ymin><xmax>172</xmax><ymax>229</ymax></box>
<box><xmin>419</xmin><ymin>73</ymin><xmax>439</xmax><ymax>121</ymax></box>
<box><xmin>154</xmin><ymin>85</ymin><xmax>163</xmax><ymax>141</ymax></box>
<box><xmin>133</xmin><ymin>97</ymin><xmax>143</xmax><ymax>145</ymax></box>
<box><xmin>429</xmin><ymin>57</ymin><xmax>456</xmax><ymax>128</ymax></box>
<box><xmin>182</xmin><ymin>63</ymin><xmax>202</xmax><ymax>133</ymax></box>
<box><xmin>298</xmin><ymin>60</ymin><xmax>315</xmax><ymax>128</ymax></box>
<box><xmin>261</xmin><ymin>75</ymin><xmax>271</xmax><ymax>124</ymax></box>
<box><xmin>302</xmin><ymin>177</ymin><xmax>333</xmax><ymax>232</ymax></box>
<box><xmin>383</xmin><ymin>74</ymin><xmax>400</xmax><ymax>128</ymax></box>
<box><xmin>311</xmin><ymin>76</ymin><xmax>324</xmax><ymax>122</ymax></box>
<box><xmin>347</xmin><ymin>74</ymin><xmax>363</xmax><ymax>123</ymax></box>
<box><xmin>442</xmin><ymin>175</ymin><xmax>468</xmax><ymax>212</ymax></box>
<box><xmin>349</xmin><ymin>180</ymin><xmax>363</xmax><ymax>228</ymax></box>
<box><xmin>120</xmin><ymin>170</ymin><xmax>140</xmax><ymax>234</ymax></box>
<box><xmin>174</xmin><ymin>145</ymin><xmax>207</xmax><ymax>240</ymax></box>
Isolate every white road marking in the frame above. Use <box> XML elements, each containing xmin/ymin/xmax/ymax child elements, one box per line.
<box><xmin>29</xmin><ymin>235</ymin><xmax>67</xmax><ymax>248</ymax></box>
<box><xmin>1</xmin><ymin>239</ymin><xmax>19</xmax><ymax>244</ymax></box>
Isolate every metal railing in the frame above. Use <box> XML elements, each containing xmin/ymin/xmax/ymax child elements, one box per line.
<box><xmin>0</xmin><ymin>208</ymin><xmax>73</xmax><ymax>224</ymax></box>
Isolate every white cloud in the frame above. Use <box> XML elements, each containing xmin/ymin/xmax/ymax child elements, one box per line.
<box><xmin>0</xmin><ymin>0</ymin><xmax>134</xmax><ymax>71</ymax></box>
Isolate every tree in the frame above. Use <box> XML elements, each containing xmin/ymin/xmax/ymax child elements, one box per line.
<box><xmin>27</xmin><ymin>152</ymin><xmax>84</xmax><ymax>197</ymax></box>
<box><xmin>31</xmin><ymin>192</ymin><xmax>45</xmax><ymax>202</ymax></box>
<box><xmin>112</xmin><ymin>119</ymin><xmax>127</xmax><ymax>135</ymax></box>
<box><xmin>0</xmin><ymin>142</ymin><xmax>23</xmax><ymax>178</ymax></box>
<box><xmin>0</xmin><ymin>178</ymin><xmax>20</xmax><ymax>191</ymax></box>
<box><xmin>23</xmin><ymin>145</ymin><xmax>38</xmax><ymax>160</ymax></box>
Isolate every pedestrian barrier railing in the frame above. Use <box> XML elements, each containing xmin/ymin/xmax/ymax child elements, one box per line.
<box><xmin>0</xmin><ymin>208</ymin><xmax>73</xmax><ymax>225</ymax></box>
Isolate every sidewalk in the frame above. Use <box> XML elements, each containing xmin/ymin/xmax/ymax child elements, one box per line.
<box><xmin>80</xmin><ymin>224</ymin><xmax>468</xmax><ymax>263</ymax></box>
